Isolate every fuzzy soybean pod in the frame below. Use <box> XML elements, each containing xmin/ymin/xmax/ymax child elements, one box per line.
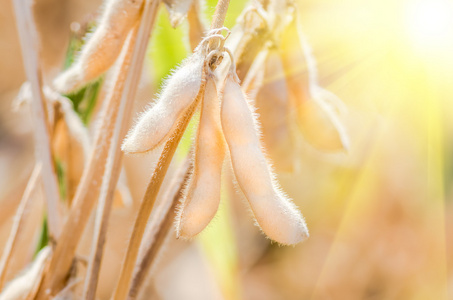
<box><xmin>279</xmin><ymin>16</ymin><xmax>349</xmax><ymax>152</ymax></box>
<box><xmin>122</xmin><ymin>50</ymin><xmax>204</xmax><ymax>154</ymax></box>
<box><xmin>221</xmin><ymin>74</ymin><xmax>308</xmax><ymax>245</ymax></box>
<box><xmin>296</xmin><ymin>88</ymin><xmax>350</xmax><ymax>152</ymax></box>
<box><xmin>176</xmin><ymin>75</ymin><xmax>225</xmax><ymax>238</ymax></box>
<box><xmin>53</xmin><ymin>0</ymin><xmax>143</xmax><ymax>93</ymax></box>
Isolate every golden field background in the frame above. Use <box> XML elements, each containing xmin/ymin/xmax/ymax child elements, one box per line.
<box><xmin>0</xmin><ymin>0</ymin><xmax>453</xmax><ymax>299</ymax></box>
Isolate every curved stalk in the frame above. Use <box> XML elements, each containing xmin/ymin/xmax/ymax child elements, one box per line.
<box><xmin>127</xmin><ymin>159</ymin><xmax>192</xmax><ymax>299</ymax></box>
<box><xmin>0</xmin><ymin>164</ymin><xmax>41</xmax><ymax>290</ymax></box>
<box><xmin>111</xmin><ymin>79</ymin><xmax>206</xmax><ymax>300</ymax></box>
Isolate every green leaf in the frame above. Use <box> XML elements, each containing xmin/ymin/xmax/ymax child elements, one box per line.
<box><xmin>55</xmin><ymin>159</ymin><xmax>67</xmax><ymax>201</ymax></box>
<box><xmin>149</xmin><ymin>6</ymin><xmax>189</xmax><ymax>87</ymax></box>
<box><xmin>35</xmin><ymin>216</ymin><xmax>49</xmax><ymax>256</ymax></box>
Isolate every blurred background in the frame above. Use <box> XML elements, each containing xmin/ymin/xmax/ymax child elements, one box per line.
<box><xmin>1</xmin><ymin>0</ymin><xmax>453</xmax><ymax>299</ymax></box>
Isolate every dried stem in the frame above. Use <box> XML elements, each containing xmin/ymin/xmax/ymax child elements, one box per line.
<box><xmin>109</xmin><ymin>2</ymin><xmax>231</xmax><ymax>298</ymax></box>
<box><xmin>0</xmin><ymin>180</ymin><xmax>26</xmax><ymax>229</ymax></box>
<box><xmin>0</xmin><ymin>164</ymin><xmax>41</xmax><ymax>290</ymax></box>
<box><xmin>210</xmin><ymin>0</ymin><xmax>231</xmax><ymax>30</ymax></box>
<box><xmin>36</xmin><ymin>6</ymin><xmax>155</xmax><ymax>298</ymax></box>
<box><xmin>127</xmin><ymin>159</ymin><xmax>193</xmax><ymax>299</ymax></box>
<box><xmin>83</xmin><ymin>1</ymin><xmax>160</xmax><ymax>298</ymax></box>
<box><xmin>111</xmin><ymin>78</ymin><xmax>207</xmax><ymax>300</ymax></box>
<box><xmin>13</xmin><ymin>0</ymin><xmax>62</xmax><ymax>240</ymax></box>
<box><xmin>82</xmin><ymin>25</ymin><xmax>140</xmax><ymax>300</ymax></box>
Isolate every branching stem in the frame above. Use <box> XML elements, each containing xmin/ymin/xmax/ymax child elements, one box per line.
<box><xmin>83</xmin><ymin>1</ymin><xmax>160</xmax><ymax>298</ymax></box>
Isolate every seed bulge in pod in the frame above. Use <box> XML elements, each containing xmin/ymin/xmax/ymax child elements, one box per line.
<box><xmin>122</xmin><ymin>50</ymin><xmax>204</xmax><ymax>154</ymax></box>
<box><xmin>176</xmin><ymin>75</ymin><xmax>225</xmax><ymax>238</ymax></box>
<box><xmin>220</xmin><ymin>74</ymin><xmax>309</xmax><ymax>245</ymax></box>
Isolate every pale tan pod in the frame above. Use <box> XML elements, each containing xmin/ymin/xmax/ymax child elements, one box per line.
<box><xmin>122</xmin><ymin>50</ymin><xmax>204</xmax><ymax>154</ymax></box>
<box><xmin>220</xmin><ymin>74</ymin><xmax>308</xmax><ymax>245</ymax></box>
<box><xmin>53</xmin><ymin>0</ymin><xmax>143</xmax><ymax>93</ymax></box>
<box><xmin>176</xmin><ymin>75</ymin><xmax>225</xmax><ymax>238</ymax></box>
<box><xmin>44</xmin><ymin>87</ymin><xmax>91</xmax><ymax>203</ymax></box>
<box><xmin>279</xmin><ymin>16</ymin><xmax>349</xmax><ymax>152</ymax></box>
<box><xmin>296</xmin><ymin>19</ymin><xmax>349</xmax><ymax>151</ymax></box>
<box><xmin>297</xmin><ymin>88</ymin><xmax>350</xmax><ymax>151</ymax></box>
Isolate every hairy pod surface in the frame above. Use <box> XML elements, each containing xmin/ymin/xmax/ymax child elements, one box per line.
<box><xmin>122</xmin><ymin>50</ymin><xmax>204</xmax><ymax>154</ymax></box>
<box><xmin>221</xmin><ymin>74</ymin><xmax>308</xmax><ymax>245</ymax></box>
<box><xmin>176</xmin><ymin>75</ymin><xmax>225</xmax><ymax>238</ymax></box>
<box><xmin>53</xmin><ymin>0</ymin><xmax>143</xmax><ymax>93</ymax></box>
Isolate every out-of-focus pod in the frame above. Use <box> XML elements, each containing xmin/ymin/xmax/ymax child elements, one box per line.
<box><xmin>53</xmin><ymin>0</ymin><xmax>144</xmax><ymax>93</ymax></box>
<box><xmin>280</xmin><ymin>16</ymin><xmax>350</xmax><ymax>152</ymax></box>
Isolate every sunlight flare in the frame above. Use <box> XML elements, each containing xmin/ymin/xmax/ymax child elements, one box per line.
<box><xmin>404</xmin><ymin>0</ymin><xmax>453</xmax><ymax>53</ymax></box>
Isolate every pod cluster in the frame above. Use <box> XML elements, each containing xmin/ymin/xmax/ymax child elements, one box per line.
<box><xmin>231</xmin><ymin>1</ymin><xmax>350</xmax><ymax>174</ymax></box>
<box><xmin>122</xmin><ymin>30</ymin><xmax>309</xmax><ymax>245</ymax></box>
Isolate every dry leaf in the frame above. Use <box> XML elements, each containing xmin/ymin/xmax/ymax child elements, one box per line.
<box><xmin>280</xmin><ymin>14</ymin><xmax>350</xmax><ymax>152</ymax></box>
